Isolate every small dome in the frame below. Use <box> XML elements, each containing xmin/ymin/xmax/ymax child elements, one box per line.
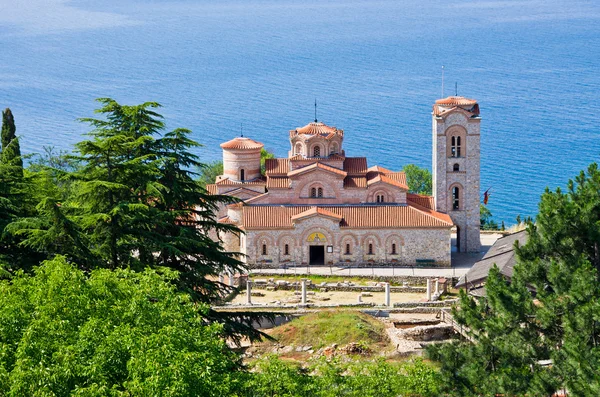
<box><xmin>292</xmin><ymin>121</ymin><xmax>341</xmax><ymax>136</ymax></box>
<box><xmin>220</xmin><ymin>137</ymin><xmax>264</xmax><ymax>150</ymax></box>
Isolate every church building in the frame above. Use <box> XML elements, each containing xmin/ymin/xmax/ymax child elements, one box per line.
<box><xmin>206</xmin><ymin>96</ymin><xmax>482</xmax><ymax>268</ymax></box>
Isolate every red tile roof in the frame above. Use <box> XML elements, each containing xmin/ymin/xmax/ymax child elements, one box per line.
<box><xmin>215</xmin><ymin>177</ymin><xmax>266</xmax><ymax>186</ymax></box>
<box><xmin>407</xmin><ymin>193</ymin><xmax>435</xmax><ymax>210</ymax></box>
<box><xmin>288</xmin><ymin>162</ymin><xmax>347</xmax><ymax>178</ymax></box>
<box><xmin>290</xmin><ymin>207</ymin><xmax>344</xmax><ymax>222</ymax></box>
<box><xmin>264</xmin><ymin>158</ymin><xmax>289</xmax><ymax>175</ymax></box>
<box><xmin>343</xmin><ymin>157</ymin><xmax>368</xmax><ymax>175</ymax></box>
<box><xmin>266</xmin><ymin>177</ymin><xmax>290</xmax><ymax>189</ymax></box>
<box><xmin>433</xmin><ymin>96</ymin><xmax>480</xmax><ymax>117</ymax></box>
<box><xmin>205</xmin><ymin>184</ymin><xmax>217</xmax><ymax>195</ymax></box>
<box><xmin>343</xmin><ymin>176</ymin><xmax>367</xmax><ymax>188</ymax></box>
<box><xmin>242</xmin><ymin>204</ymin><xmax>453</xmax><ymax>230</ymax></box>
<box><xmin>435</xmin><ymin>96</ymin><xmax>477</xmax><ymax>106</ymax></box>
<box><xmin>220</xmin><ymin>187</ymin><xmax>263</xmax><ymax>198</ymax></box>
<box><xmin>292</xmin><ymin>121</ymin><xmax>342</xmax><ymax>136</ymax></box>
<box><xmin>220</xmin><ymin>137</ymin><xmax>264</xmax><ymax>150</ymax></box>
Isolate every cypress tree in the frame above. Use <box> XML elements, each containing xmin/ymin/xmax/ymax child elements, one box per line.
<box><xmin>1</xmin><ymin>108</ymin><xmax>23</xmax><ymax>170</ymax></box>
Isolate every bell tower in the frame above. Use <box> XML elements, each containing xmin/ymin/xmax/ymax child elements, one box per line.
<box><xmin>432</xmin><ymin>96</ymin><xmax>481</xmax><ymax>253</ymax></box>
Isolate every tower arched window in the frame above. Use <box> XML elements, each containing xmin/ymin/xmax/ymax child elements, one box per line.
<box><xmin>317</xmin><ymin>187</ymin><xmax>323</xmax><ymax>198</ymax></box>
<box><xmin>331</xmin><ymin>143</ymin><xmax>339</xmax><ymax>155</ymax></box>
<box><xmin>284</xmin><ymin>244</ymin><xmax>289</xmax><ymax>256</ymax></box>
<box><xmin>392</xmin><ymin>243</ymin><xmax>397</xmax><ymax>255</ymax></box>
<box><xmin>240</xmin><ymin>169</ymin><xmax>245</xmax><ymax>181</ymax></box>
<box><xmin>368</xmin><ymin>244</ymin><xmax>374</xmax><ymax>255</ymax></box>
<box><xmin>345</xmin><ymin>244</ymin><xmax>351</xmax><ymax>255</ymax></box>
<box><xmin>262</xmin><ymin>244</ymin><xmax>267</xmax><ymax>255</ymax></box>
<box><xmin>295</xmin><ymin>143</ymin><xmax>302</xmax><ymax>156</ymax></box>
<box><xmin>311</xmin><ymin>187</ymin><xmax>317</xmax><ymax>198</ymax></box>
<box><xmin>453</xmin><ymin>163</ymin><xmax>460</xmax><ymax>172</ymax></box>
<box><xmin>452</xmin><ymin>186</ymin><xmax>460</xmax><ymax>210</ymax></box>
<box><xmin>451</xmin><ymin>136</ymin><xmax>462</xmax><ymax>157</ymax></box>
<box><xmin>313</xmin><ymin>146</ymin><xmax>320</xmax><ymax>157</ymax></box>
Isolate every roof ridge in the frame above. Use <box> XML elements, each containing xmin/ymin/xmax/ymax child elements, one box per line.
<box><xmin>406</xmin><ymin>201</ymin><xmax>453</xmax><ymax>226</ymax></box>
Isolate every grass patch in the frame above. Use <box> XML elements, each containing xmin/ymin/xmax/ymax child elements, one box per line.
<box><xmin>265</xmin><ymin>310</ymin><xmax>389</xmax><ymax>349</ymax></box>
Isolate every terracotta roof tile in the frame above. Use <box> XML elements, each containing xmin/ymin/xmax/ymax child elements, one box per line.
<box><xmin>290</xmin><ymin>207</ymin><xmax>344</xmax><ymax>222</ymax></box>
<box><xmin>407</xmin><ymin>193</ymin><xmax>434</xmax><ymax>210</ymax></box>
<box><xmin>288</xmin><ymin>162</ymin><xmax>347</xmax><ymax>178</ymax></box>
<box><xmin>264</xmin><ymin>158</ymin><xmax>289</xmax><ymax>175</ymax></box>
<box><xmin>220</xmin><ymin>187</ymin><xmax>263</xmax><ymax>197</ymax></box>
<box><xmin>242</xmin><ymin>205</ymin><xmax>453</xmax><ymax>229</ymax></box>
<box><xmin>205</xmin><ymin>184</ymin><xmax>217</xmax><ymax>195</ymax></box>
<box><xmin>220</xmin><ymin>137</ymin><xmax>264</xmax><ymax>150</ymax></box>
<box><xmin>435</xmin><ymin>96</ymin><xmax>478</xmax><ymax>106</ymax></box>
<box><xmin>218</xmin><ymin>216</ymin><xmax>237</xmax><ymax>225</ymax></box>
<box><xmin>343</xmin><ymin>157</ymin><xmax>368</xmax><ymax>175</ymax></box>
<box><xmin>291</xmin><ymin>121</ymin><xmax>343</xmax><ymax>136</ymax></box>
<box><xmin>344</xmin><ymin>176</ymin><xmax>367</xmax><ymax>188</ymax></box>
<box><xmin>366</xmin><ymin>172</ymin><xmax>408</xmax><ymax>190</ymax></box>
<box><xmin>266</xmin><ymin>177</ymin><xmax>290</xmax><ymax>189</ymax></box>
<box><xmin>433</xmin><ymin>96</ymin><xmax>480</xmax><ymax>117</ymax></box>
<box><xmin>215</xmin><ymin>177</ymin><xmax>266</xmax><ymax>186</ymax></box>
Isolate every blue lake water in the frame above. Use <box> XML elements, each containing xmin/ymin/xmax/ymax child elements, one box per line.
<box><xmin>1</xmin><ymin>0</ymin><xmax>599</xmax><ymax>224</ymax></box>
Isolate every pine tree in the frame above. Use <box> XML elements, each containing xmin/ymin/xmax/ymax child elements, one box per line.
<box><xmin>428</xmin><ymin>162</ymin><xmax>600</xmax><ymax>395</ymax></box>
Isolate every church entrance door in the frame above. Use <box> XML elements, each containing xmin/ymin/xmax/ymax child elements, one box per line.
<box><xmin>309</xmin><ymin>246</ymin><xmax>325</xmax><ymax>266</ymax></box>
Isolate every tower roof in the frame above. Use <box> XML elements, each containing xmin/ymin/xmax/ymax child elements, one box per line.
<box><xmin>434</xmin><ymin>96</ymin><xmax>477</xmax><ymax>106</ymax></box>
<box><xmin>220</xmin><ymin>137</ymin><xmax>264</xmax><ymax>150</ymax></box>
<box><xmin>433</xmin><ymin>96</ymin><xmax>480</xmax><ymax>117</ymax></box>
<box><xmin>291</xmin><ymin>121</ymin><xmax>342</xmax><ymax>136</ymax></box>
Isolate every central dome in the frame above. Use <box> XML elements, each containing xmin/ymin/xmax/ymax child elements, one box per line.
<box><xmin>292</xmin><ymin>121</ymin><xmax>341</xmax><ymax>136</ymax></box>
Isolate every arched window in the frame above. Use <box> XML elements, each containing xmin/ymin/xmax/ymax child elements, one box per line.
<box><xmin>392</xmin><ymin>243</ymin><xmax>397</xmax><ymax>255</ymax></box>
<box><xmin>345</xmin><ymin>244</ymin><xmax>351</xmax><ymax>255</ymax></box>
<box><xmin>451</xmin><ymin>136</ymin><xmax>462</xmax><ymax>157</ymax></box>
<box><xmin>452</xmin><ymin>186</ymin><xmax>460</xmax><ymax>210</ymax></box>
<box><xmin>368</xmin><ymin>243</ymin><xmax>373</xmax><ymax>255</ymax></box>
<box><xmin>317</xmin><ymin>187</ymin><xmax>323</xmax><ymax>198</ymax></box>
<box><xmin>453</xmin><ymin>163</ymin><xmax>460</xmax><ymax>172</ymax></box>
<box><xmin>240</xmin><ymin>169</ymin><xmax>245</xmax><ymax>181</ymax></box>
<box><xmin>311</xmin><ymin>187</ymin><xmax>317</xmax><ymax>198</ymax></box>
<box><xmin>295</xmin><ymin>143</ymin><xmax>302</xmax><ymax>156</ymax></box>
<box><xmin>262</xmin><ymin>244</ymin><xmax>267</xmax><ymax>255</ymax></box>
<box><xmin>284</xmin><ymin>244</ymin><xmax>289</xmax><ymax>256</ymax></box>
<box><xmin>331</xmin><ymin>143</ymin><xmax>338</xmax><ymax>154</ymax></box>
<box><xmin>313</xmin><ymin>146</ymin><xmax>320</xmax><ymax>157</ymax></box>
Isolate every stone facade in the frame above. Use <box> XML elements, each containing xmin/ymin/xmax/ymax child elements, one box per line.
<box><xmin>208</xmin><ymin>97</ymin><xmax>483</xmax><ymax>266</ymax></box>
<box><xmin>432</xmin><ymin>98</ymin><xmax>482</xmax><ymax>253</ymax></box>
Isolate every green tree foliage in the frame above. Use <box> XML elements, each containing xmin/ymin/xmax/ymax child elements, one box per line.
<box><xmin>243</xmin><ymin>356</ymin><xmax>441</xmax><ymax>396</ymax></box>
<box><xmin>428</xmin><ymin>162</ymin><xmax>600</xmax><ymax>396</ymax></box>
<box><xmin>1</xmin><ymin>108</ymin><xmax>23</xmax><ymax>171</ymax></box>
<box><xmin>402</xmin><ymin>164</ymin><xmax>432</xmax><ymax>195</ymax></box>
<box><xmin>480</xmin><ymin>204</ymin><xmax>498</xmax><ymax>230</ymax></box>
<box><xmin>0</xmin><ymin>256</ymin><xmax>241</xmax><ymax>396</ymax></box>
<box><xmin>260</xmin><ymin>147</ymin><xmax>275</xmax><ymax>173</ymax></box>
<box><xmin>198</xmin><ymin>160</ymin><xmax>223</xmax><ymax>188</ymax></box>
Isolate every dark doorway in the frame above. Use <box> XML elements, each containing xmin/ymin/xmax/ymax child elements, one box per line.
<box><xmin>309</xmin><ymin>246</ymin><xmax>325</xmax><ymax>265</ymax></box>
<box><xmin>451</xmin><ymin>226</ymin><xmax>461</xmax><ymax>253</ymax></box>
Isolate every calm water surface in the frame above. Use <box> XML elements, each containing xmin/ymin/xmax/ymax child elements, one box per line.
<box><xmin>1</xmin><ymin>0</ymin><xmax>599</xmax><ymax>224</ymax></box>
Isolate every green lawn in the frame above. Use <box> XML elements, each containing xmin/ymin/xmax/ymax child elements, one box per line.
<box><xmin>265</xmin><ymin>310</ymin><xmax>389</xmax><ymax>350</ymax></box>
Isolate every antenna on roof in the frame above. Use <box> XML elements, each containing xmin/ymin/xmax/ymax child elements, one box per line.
<box><xmin>314</xmin><ymin>99</ymin><xmax>318</xmax><ymax>122</ymax></box>
<box><xmin>455</xmin><ymin>82</ymin><xmax>458</xmax><ymax>96</ymax></box>
<box><xmin>240</xmin><ymin>123</ymin><xmax>243</xmax><ymax>137</ymax></box>
<box><xmin>441</xmin><ymin>66</ymin><xmax>445</xmax><ymax>98</ymax></box>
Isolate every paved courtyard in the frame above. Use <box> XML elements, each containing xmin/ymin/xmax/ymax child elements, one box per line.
<box><xmin>249</xmin><ymin>233</ymin><xmax>502</xmax><ymax>279</ymax></box>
